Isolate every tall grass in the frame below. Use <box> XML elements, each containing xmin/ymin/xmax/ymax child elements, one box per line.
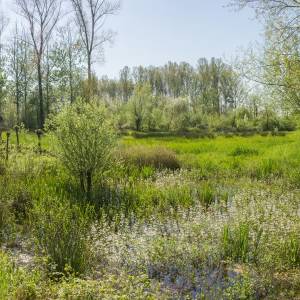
<box><xmin>32</xmin><ymin>196</ymin><xmax>93</xmax><ymax>275</ymax></box>
<box><xmin>222</xmin><ymin>223</ymin><xmax>251</xmax><ymax>263</ymax></box>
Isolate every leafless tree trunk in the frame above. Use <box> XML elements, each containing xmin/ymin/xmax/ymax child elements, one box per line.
<box><xmin>0</xmin><ymin>4</ymin><xmax>8</xmax><ymax>59</ymax></box>
<box><xmin>21</xmin><ymin>33</ymin><xmax>30</xmax><ymax>126</ymax></box>
<box><xmin>45</xmin><ymin>43</ymin><xmax>50</xmax><ymax>116</ymax></box>
<box><xmin>16</xmin><ymin>0</ymin><xmax>61</xmax><ymax>128</ymax></box>
<box><xmin>70</xmin><ymin>0</ymin><xmax>120</xmax><ymax>97</ymax></box>
<box><xmin>10</xmin><ymin>26</ymin><xmax>22</xmax><ymax>125</ymax></box>
<box><xmin>58</xmin><ymin>23</ymin><xmax>83</xmax><ymax>103</ymax></box>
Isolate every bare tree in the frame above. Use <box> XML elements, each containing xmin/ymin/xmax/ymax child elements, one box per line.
<box><xmin>16</xmin><ymin>0</ymin><xmax>62</xmax><ymax>128</ymax></box>
<box><xmin>0</xmin><ymin>1</ymin><xmax>8</xmax><ymax>57</ymax></box>
<box><xmin>70</xmin><ymin>0</ymin><xmax>120</xmax><ymax>92</ymax></box>
<box><xmin>0</xmin><ymin>2</ymin><xmax>8</xmax><ymax>123</ymax></box>
<box><xmin>9</xmin><ymin>25</ymin><xmax>23</xmax><ymax>125</ymax></box>
<box><xmin>57</xmin><ymin>23</ymin><xmax>85</xmax><ymax>103</ymax></box>
<box><xmin>19</xmin><ymin>31</ymin><xmax>32</xmax><ymax>126</ymax></box>
<box><xmin>230</xmin><ymin>0</ymin><xmax>300</xmax><ymax>41</ymax></box>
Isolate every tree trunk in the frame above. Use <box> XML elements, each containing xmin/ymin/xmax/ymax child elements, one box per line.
<box><xmin>69</xmin><ymin>47</ymin><xmax>74</xmax><ymax>103</ymax></box>
<box><xmin>24</xmin><ymin>81</ymin><xmax>28</xmax><ymax>126</ymax></box>
<box><xmin>37</xmin><ymin>60</ymin><xmax>44</xmax><ymax>128</ymax></box>
<box><xmin>80</xmin><ymin>173</ymin><xmax>85</xmax><ymax>193</ymax></box>
<box><xmin>87</xmin><ymin>54</ymin><xmax>92</xmax><ymax>84</ymax></box>
<box><xmin>16</xmin><ymin>91</ymin><xmax>20</xmax><ymax>125</ymax></box>
<box><xmin>5</xmin><ymin>132</ymin><xmax>10</xmax><ymax>161</ymax></box>
<box><xmin>15</xmin><ymin>126</ymin><xmax>20</xmax><ymax>149</ymax></box>
<box><xmin>46</xmin><ymin>70</ymin><xmax>50</xmax><ymax>117</ymax></box>
<box><xmin>87</xmin><ymin>54</ymin><xmax>92</xmax><ymax>100</ymax></box>
<box><xmin>135</xmin><ymin>118</ymin><xmax>141</xmax><ymax>131</ymax></box>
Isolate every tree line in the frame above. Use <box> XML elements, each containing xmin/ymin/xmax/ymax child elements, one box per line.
<box><xmin>0</xmin><ymin>0</ymin><xmax>120</xmax><ymax>129</ymax></box>
<box><xmin>100</xmin><ymin>59</ymin><xmax>244</xmax><ymax>113</ymax></box>
<box><xmin>0</xmin><ymin>0</ymin><xmax>299</xmax><ymax>133</ymax></box>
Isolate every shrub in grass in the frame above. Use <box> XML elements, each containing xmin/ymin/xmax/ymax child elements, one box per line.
<box><xmin>121</xmin><ymin>146</ymin><xmax>180</xmax><ymax>170</ymax></box>
<box><xmin>32</xmin><ymin>196</ymin><xmax>93</xmax><ymax>275</ymax></box>
<box><xmin>278</xmin><ymin>117</ymin><xmax>297</xmax><ymax>131</ymax></box>
<box><xmin>224</xmin><ymin>132</ymin><xmax>235</xmax><ymax>138</ymax></box>
<box><xmin>231</xmin><ymin>147</ymin><xmax>259</xmax><ymax>157</ymax></box>
<box><xmin>259</xmin><ymin>110</ymin><xmax>280</xmax><ymax>131</ymax></box>
<box><xmin>260</xmin><ymin>132</ymin><xmax>269</xmax><ymax>137</ymax></box>
<box><xmin>47</xmin><ymin>99</ymin><xmax>117</xmax><ymax>200</ymax></box>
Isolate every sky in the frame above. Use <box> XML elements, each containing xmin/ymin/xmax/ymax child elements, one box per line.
<box><xmin>1</xmin><ymin>0</ymin><xmax>263</xmax><ymax>79</ymax></box>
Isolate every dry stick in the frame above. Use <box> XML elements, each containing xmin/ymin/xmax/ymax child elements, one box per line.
<box><xmin>6</xmin><ymin>132</ymin><xmax>10</xmax><ymax>161</ymax></box>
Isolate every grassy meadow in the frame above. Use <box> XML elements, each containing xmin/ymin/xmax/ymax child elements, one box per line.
<box><xmin>1</xmin><ymin>129</ymin><xmax>300</xmax><ymax>299</ymax></box>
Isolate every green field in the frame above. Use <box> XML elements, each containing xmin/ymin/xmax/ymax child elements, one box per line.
<box><xmin>1</xmin><ymin>130</ymin><xmax>300</xmax><ymax>299</ymax></box>
<box><xmin>8</xmin><ymin>130</ymin><xmax>300</xmax><ymax>178</ymax></box>
<box><xmin>123</xmin><ymin>131</ymin><xmax>300</xmax><ymax>180</ymax></box>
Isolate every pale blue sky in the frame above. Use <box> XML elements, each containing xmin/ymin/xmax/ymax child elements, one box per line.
<box><xmin>102</xmin><ymin>0</ymin><xmax>263</xmax><ymax>78</ymax></box>
<box><xmin>2</xmin><ymin>0</ymin><xmax>263</xmax><ymax>78</ymax></box>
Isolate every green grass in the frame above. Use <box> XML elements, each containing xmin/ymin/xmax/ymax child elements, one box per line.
<box><xmin>122</xmin><ymin>131</ymin><xmax>300</xmax><ymax>181</ymax></box>
<box><xmin>5</xmin><ymin>130</ymin><xmax>300</xmax><ymax>169</ymax></box>
<box><xmin>1</xmin><ymin>130</ymin><xmax>300</xmax><ymax>298</ymax></box>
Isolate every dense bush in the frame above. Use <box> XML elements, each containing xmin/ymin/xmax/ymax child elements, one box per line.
<box><xmin>120</xmin><ymin>146</ymin><xmax>181</xmax><ymax>170</ymax></box>
<box><xmin>48</xmin><ymin>99</ymin><xmax>117</xmax><ymax>199</ymax></box>
<box><xmin>278</xmin><ymin>117</ymin><xmax>297</xmax><ymax>131</ymax></box>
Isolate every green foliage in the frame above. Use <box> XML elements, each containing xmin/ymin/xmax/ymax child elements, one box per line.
<box><xmin>128</xmin><ymin>83</ymin><xmax>153</xmax><ymax>131</ymax></box>
<box><xmin>32</xmin><ymin>196</ymin><xmax>93</xmax><ymax>275</ymax></box>
<box><xmin>48</xmin><ymin>99</ymin><xmax>117</xmax><ymax>198</ymax></box>
<box><xmin>53</xmin><ymin>273</ymin><xmax>170</xmax><ymax>300</ymax></box>
<box><xmin>2</xmin><ymin>130</ymin><xmax>300</xmax><ymax>298</ymax></box>
<box><xmin>278</xmin><ymin>117</ymin><xmax>297</xmax><ymax>131</ymax></box>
